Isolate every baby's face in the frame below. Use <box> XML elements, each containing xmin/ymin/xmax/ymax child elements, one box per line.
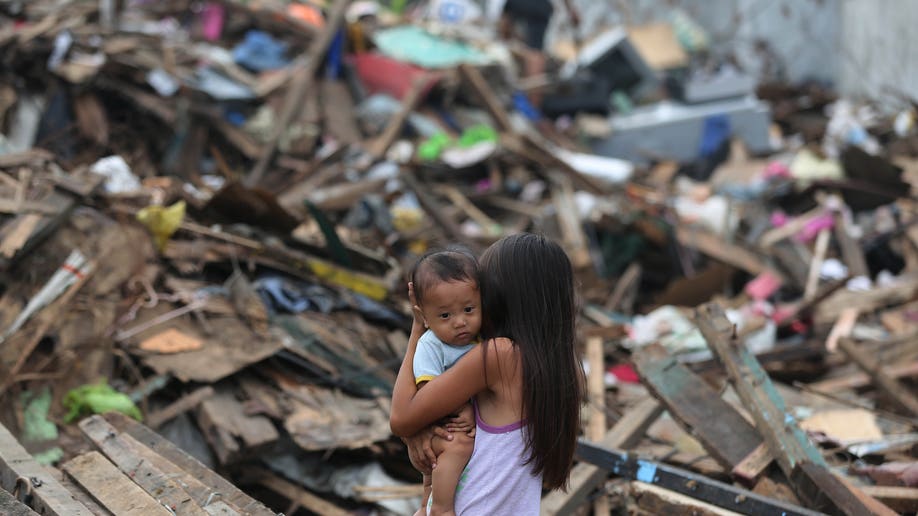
<box><xmin>419</xmin><ymin>279</ymin><xmax>481</xmax><ymax>346</ymax></box>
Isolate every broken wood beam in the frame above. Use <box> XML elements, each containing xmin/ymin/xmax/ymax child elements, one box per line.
<box><xmin>252</xmin><ymin>468</ymin><xmax>350</xmax><ymax>516</ymax></box>
<box><xmin>401</xmin><ymin>169</ymin><xmax>481</xmax><ymax>253</ymax></box>
<box><xmin>695</xmin><ymin>303</ymin><xmax>896</xmax><ymax>516</ymax></box>
<box><xmin>605</xmin><ymin>262</ymin><xmax>642</xmax><ymax>313</ymax></box>
<box><xmin>245</xmin><ymin>0</ymin><xmax>352</xmax><ymax>186</ymax></box>
<box><xmin>0</xmin><ymin>423</ymin><xmax>93</xmax><ymax>516</ymax></box>
<box><xmin>540</xmin><ymin>397</ymin><xmax>663</xmax><ymax>515</ymax></box>
<box><xmin>732</xmin><ymin>444</ymin><xmax>773</xmax><ymax>487</ymax></box>
<box><xmin>632</xmin><ymin>343</ymin><xmax>771</xmax><ymax>478</ymax></box>
<box><xmin>837</xmin><ymin>337</ymin><xmax>918</xmax><ymax>417</ymax></box>
<box><xmin>575</xmin><ymin>441</ymin><xmax>823</xmax><ymax>516</ymax></box>
<box><xmin>146</xmin><ymin>386</ymin><xmax>215</xmax><ymax>428</ymax></box>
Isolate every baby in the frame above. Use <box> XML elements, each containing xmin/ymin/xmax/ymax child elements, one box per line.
<box><xmin>410</xmin><ymin>247</ymin><xmax>480</xmax><ymax>515</ymax></box>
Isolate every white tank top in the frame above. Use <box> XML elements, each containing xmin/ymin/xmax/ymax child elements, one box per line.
<box><xmin>453</xmin><ymin>400</ymin><xmax>542</xmax><ymax>515</ymax></box>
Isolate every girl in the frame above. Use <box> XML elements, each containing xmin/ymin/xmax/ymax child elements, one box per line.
<box><xmin>390</xmin><ymin>233</ymin><xmax>583</xmax><ymax>515</ymax></box>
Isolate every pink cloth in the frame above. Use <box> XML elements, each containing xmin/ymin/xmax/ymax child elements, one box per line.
<box><xmin>745</xmin><ymin>271</ymin><xmax>783</xmax><ymax>301</ymax></box>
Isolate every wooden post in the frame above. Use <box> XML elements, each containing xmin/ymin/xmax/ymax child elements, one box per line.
<box><xmin>804</xmin><ymin>229</ymin><xmax>831</xmax><ymax>300</ymax></box>
<box><xmin>586</xmin><ymin>337</ymin><xmax>609</xmax><ymax>516</ymax></box>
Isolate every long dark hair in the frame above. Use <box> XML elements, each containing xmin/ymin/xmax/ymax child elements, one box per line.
<box><xmin>478</xmin><ymin>233</ymin><xmax>583</xmax><ymax>490</ymax></box>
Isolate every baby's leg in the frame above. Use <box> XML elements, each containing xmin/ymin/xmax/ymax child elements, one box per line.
<box><xmin>414</xmin><ymin>472</ymin><xmax>432</xmax><ymax>516</ymax></box>
<box><xmin>429</xmin><ymin>431</ymin><xmax>474</xmax><ymax>516</ymax></box>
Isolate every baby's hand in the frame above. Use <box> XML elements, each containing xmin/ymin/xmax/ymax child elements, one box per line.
<box><xmin>445</xmin><ymin>404</ymin><xmax>476</xmax><ymax>436</ymax></box>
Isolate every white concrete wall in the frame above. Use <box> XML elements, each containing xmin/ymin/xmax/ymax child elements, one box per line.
<box><xmin>839</xmin><ymin>0</ymin><xmax>918</xmax><ymax>106</ymax></box>
<box><xmin>549</xmin><ymin>0</ymin><xmax>840</xmax><ymax>84</ymax></box>
<box><xmin>546</xmin><ymin>0</ymin><xmax>918</xmax><ymax>105</ymax></box>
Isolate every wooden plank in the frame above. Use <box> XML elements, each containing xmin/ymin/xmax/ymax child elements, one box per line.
<box><xmin>732</xmin><ymin>444</ymin><xmax>773</xmax><ymax>487</ymax></box>
<box><xmin>605</xmin><ymin>262</ymin><xmax>642</xmax><ymax>313</ymax></box>
<box><xmin>320</xmin><ymin>79</ymin><xmax>362</xmax><ymax>145</ymax></box>
<box><xmin>629</xmin><ymin>481</ymin><xmax>742</xmax><ymax>516</ymax></box>
<box><xmin>833</xmin><ymin>212</ymin><xmax>869</xmax><ymax>278</ymax></box>
<box><xmin>803</xmin><ymin>229</ymin><xmax>830</xmax><ymax>300</ymax></box>
<box><xmin>99</xmin><ymin>427</ymin><xmax>238</xmax><ymax>515</ymax></box>
<box><xmin>78</xmin><ymin>416</ymin><xmax>209</xmax><ymax>516</ymax></box>
<box><xmin>837</xmin><ymin>337</ymin><xmax>918</xmax><ymax>417</ymax></box>
<box><xmin>540</xmin><ymin>397</ymin><xmax>663</xmax><ymax>515</ymax></box>
<box><xmin>146</xmin><ymin>386</ymin><xmax>215</xmax><ymax>428</ymax></box>
<box><xmin>62</xmin><ymin>451</ymin><xmax>169</xmax><ymax>515</ymax></box>
<box><xmin>809</xmin><ymin>360</ymin><xmax>918</xmax><ymax>392</ymax></box>
<box><xmin>245</xmin><ymin>0</ymin><xmax>352</xmax><ymax>186</ymax></box>
<box><xmin>632</xmin><ymin>343</ymin><xmax>769</xmax><ymax>471</ymax></box>
<box><xmin>253</xmin><ymin>469</ymin><xmax>350</xmax><ymax>516</ymax></box>
<box><xmin>551</xmin><ymin>172</ymin><xmax>592</xmax><ymax>268</ymax></box>
<box><xmin>676</xmin><ymin>227</ymin><xmax>783</xmax><ymax>281</ymax></box>
<box><xmin>0</xmin><ymin>487</ymin><xmax>39</xmax><ymax>516</ymax></box>
<box><xmin>695</xmin><ymin>304</ymin><xmax>896</xmax><ymax>516</ymax></box>
<box><xmin>0</xmin><ymin>423</ymin><xmax>93</xmax><ymax>516</ymax></box>
<box><xmin>0</xmin><ymin>214</ymin><xmax>41</xmax><ymax>258</ymax></box>
<box><xmin>859</xmin><ymin>485</ymin><xmax>918</xmax><ymax>514</ymax></box>
<box><xmin>102</xmin><ymin>412</ymin><xmax>276</xmax><ymax>516</ymax></box>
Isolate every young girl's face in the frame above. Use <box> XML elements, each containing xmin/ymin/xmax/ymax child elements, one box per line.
<box><xmin>418</xmin><ymin>279</ymin><xmax>481</xmax><ymax>346</ymax></box>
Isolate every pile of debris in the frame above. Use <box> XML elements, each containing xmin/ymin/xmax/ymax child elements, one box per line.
<box><xmin>0</xmin><ymin>0</ymin><xmax>917</xmax><ymax>514</ymax></box>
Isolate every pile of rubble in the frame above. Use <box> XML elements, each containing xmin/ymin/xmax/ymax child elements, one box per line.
<box><xmin>0</xmin><ymin>1</ymin><xmax>917</xmax><ymax>514</ymax></box>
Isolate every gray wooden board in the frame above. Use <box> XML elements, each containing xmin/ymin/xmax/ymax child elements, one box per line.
<box><xmin>103</xmin><ymin>412</ymin><xmax>276</xmax><ymax>516</ymax></box>
<box><xmin>103</xmin><ymin>419</ymin><xmax>232</xmax><ymax>512</ymax></box>
<box><xmin>0</xmin><ymin>487</ymin><xmax>39</xmax><ymax>516</ymax></box>
<box><xmin>633</xmin><ymin>343</ymin><xmax>764</xmax><ymax>469</ymax></box>
<box><xmin>62</xmin><ymin>451</ymin><xmax>169</xmax><ymax>515</ymax></box>
<box><xmin>78</xmin><ymin>415</ymin><xmax>209</xmax><ymax>516</ymax></box>
<box><xmin>0</xmin><ymin>422</ymin><xmax>93</xmax><ymax>516</ymax></box>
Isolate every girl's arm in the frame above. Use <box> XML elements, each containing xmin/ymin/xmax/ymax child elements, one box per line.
<box><xmin>390</xmin><ymin>338</ymin><xmax>493</xmax><ymax>437</ymax></box>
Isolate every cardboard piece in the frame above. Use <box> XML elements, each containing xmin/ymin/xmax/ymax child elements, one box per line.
<box><xmin>139</xmin><ymin>328</ymin><xmax>203</xmax><ymax>354</ymax></box>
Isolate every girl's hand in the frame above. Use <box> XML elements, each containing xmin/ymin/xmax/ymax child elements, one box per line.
<box><xmin>408</xmin><ymin>282</ymin><xmax>425</xmax><ymax>331</ymax></box>
<box><xmin>402</xmin><ymin>426</ymin><xmax>452</xmax><ymax>473</ymax></box>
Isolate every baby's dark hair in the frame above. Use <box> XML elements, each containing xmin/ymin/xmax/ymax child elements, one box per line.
<box><xmin>410</xmin><ymin>246</ymin><xmax>480</xmax><ymax>306</ymax></box>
